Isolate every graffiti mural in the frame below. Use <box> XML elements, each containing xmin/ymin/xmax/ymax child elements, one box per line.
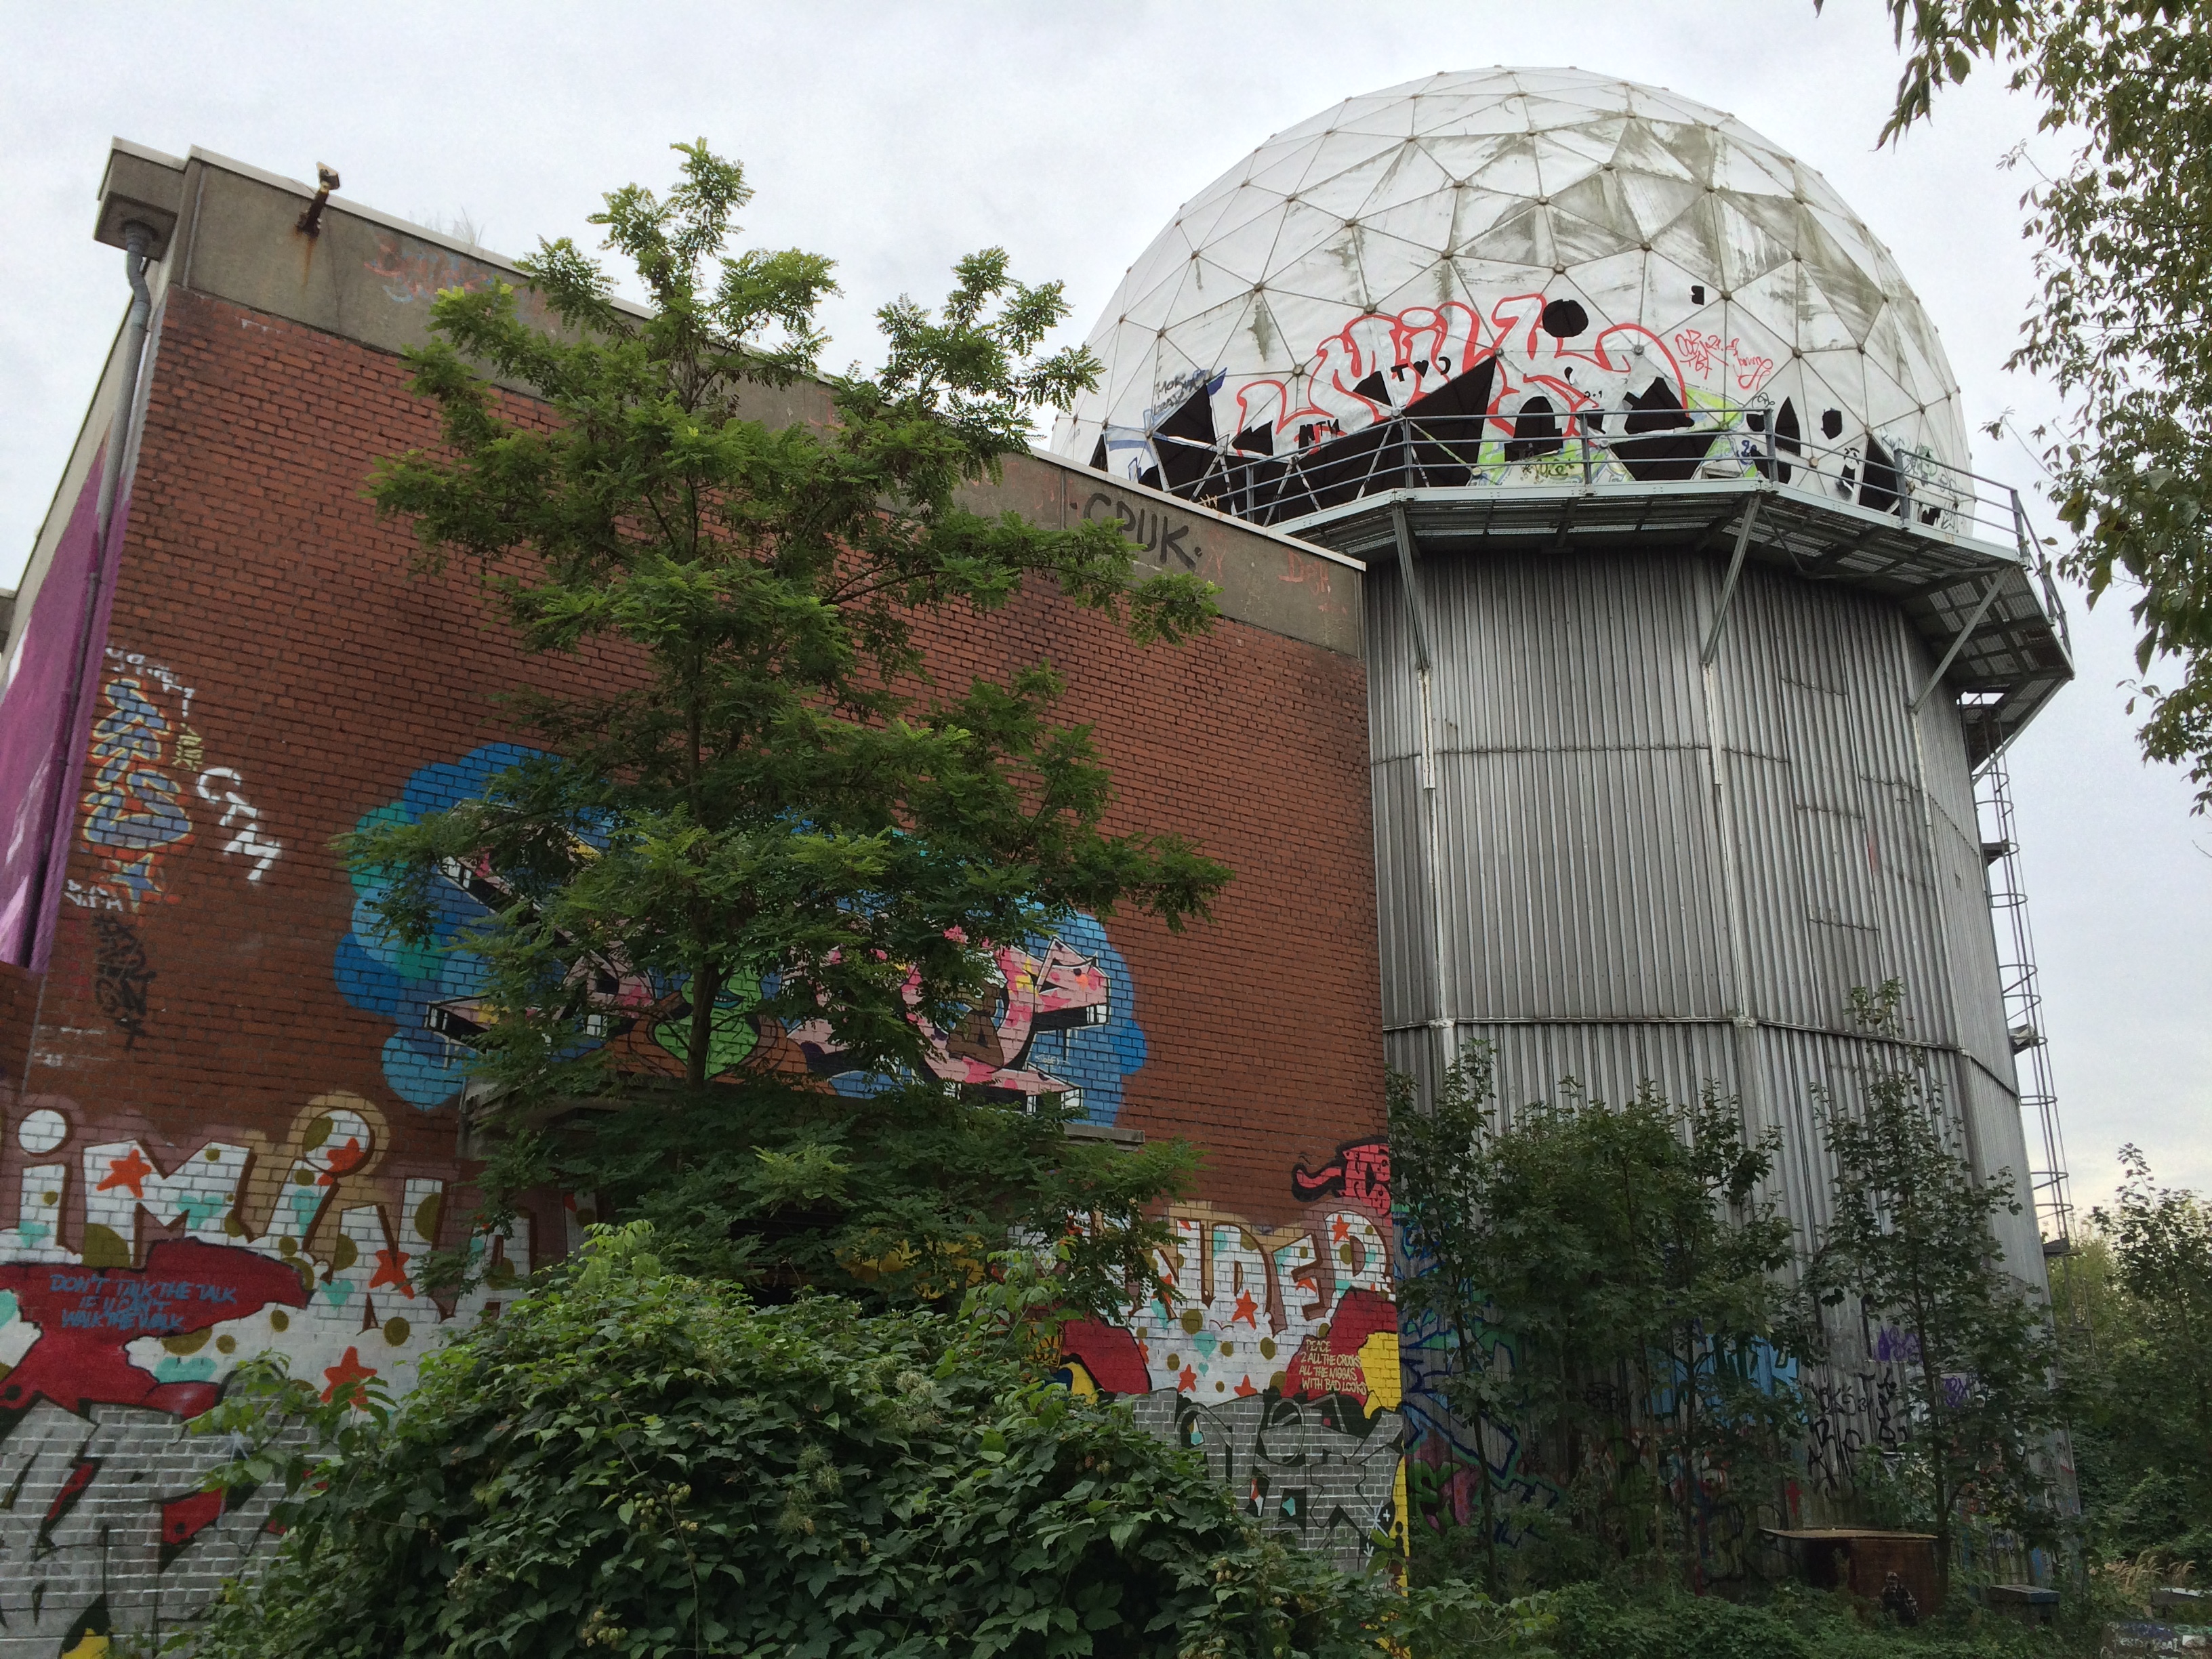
<box><xmin>78</xmin><ymin>656</ymin><xmax>197</xmax><ymax>907</ymax></box>
<box><xmin>90</xmin><ymin>914</ymin><xmax>155</xmax><ymax>1047</ymax></box>
<box><xmin>337</xmin><ymin>745</ymin><xmax>1149</xmax><ymax>1118</ymax></box>
<box><xmin>0</xmin><ymin>1093</ymin><xmax>527</xmax><ymax>1649</ymax></box>
<box><xmin>194</xmin><ymin>766</ymin><xmax>281</xmax><ymax>882</ymax></box>
<box><xmin>366</xmin><ymin>231</ymin><xmax>556</xmax><ymax>329</ymax></box>
<box><xmin>69</xmin><ymin>646</ymin><xmax>279</xmax><ymax>913</ymax></box>
<box><xmin>1058</xmin><ymin>1145</ymin><xmax>1406</xmax><ymax>1569</ymax></box>
<box><xmin>1400</xmin><ymin>1282</ymin><xmax>1818</xmax><ymax>1577</ymax></box>
<box><xmin>1091</xmin><ymin>288</ymin><xmax>1910</xmax><ymax>523</ymax></box>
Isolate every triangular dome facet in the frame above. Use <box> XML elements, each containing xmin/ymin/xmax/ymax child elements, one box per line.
<box><xmin>1053</xmin><ymin>67</ymin><xmax>1969</xmax><ymax>512</ymax></box>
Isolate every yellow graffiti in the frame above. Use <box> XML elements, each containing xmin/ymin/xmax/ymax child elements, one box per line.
<box><xmin>1357</xmin><ymin>1329</ymin><xmax>1402</xmax><ymax>1412</ymax></box>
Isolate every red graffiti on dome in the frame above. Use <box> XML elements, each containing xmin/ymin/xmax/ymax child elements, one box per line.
<box><xmin>0</xmin><ymin>1240</ymin><xmax>310</xmax><ymax>1416</ymax></box>
<box><xmin>1292</xmin><ymin>1139</ymin><xmax>1391</xmax><ymax>1214</ymax></box>
<box><xmin>1229</xmin><ymin>293</ymin><xmax>1690</xmax><ymax>451</ymax></box>
<box><xmin>1673</xmin><ymin>329</ymin><xmax>1777</xmax><ymax>394</ymax></box>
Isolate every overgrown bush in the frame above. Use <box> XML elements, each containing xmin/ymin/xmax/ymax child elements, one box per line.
<box><xmin>2057</xmin><ymin>1149</ymin><xmax>2212</xmax><ymax>1573</ymax></box>
<box><xmin>181</xmin><ymin>1226</ymin><xmax>1544</xmax><ymax>1659</ymax></box>
<box><xmin>1390</xmin><ymin>1047</ymin><xmax>1806</xmax><ymax>1593</ymax></box>
<box><xmin>1544</xmin><ymin>1578</ymin><xmax>2089</xmax><ymax>1659</ymax></box>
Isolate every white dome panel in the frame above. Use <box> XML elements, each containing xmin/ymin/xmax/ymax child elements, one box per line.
<box><xmin>1054</xmin><ymin>67</ymin><xmax>1972</xmax><ymax>512</ymax></box>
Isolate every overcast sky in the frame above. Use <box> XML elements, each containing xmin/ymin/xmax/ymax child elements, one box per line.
<box><xmin>3</xmin><ymin>1</ymin><xmax>2203</xmax><ymax>1216</ymax></box>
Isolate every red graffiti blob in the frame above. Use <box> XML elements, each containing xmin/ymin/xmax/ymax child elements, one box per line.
<box><xmin>45</xmin><ymin>1457</ymin><xmax>98</xmax><ymax>1522</ymax></box>
<box><xmin>161</xmin><ymin>1487</ymin><xmax>224</xmax><ymax>1546</ymax></box>
<box><xmin>1059</xmin><ymin>1319</ymin><xmax>1151</xmax><ymax>1395</ymax></box>
<box><xmin>322</xmin><ymin>1346</ymin><xmax>377</xmax><ymax>1407</ymax></box>
<box><xmin>1291</xmin><ymin>1138</ymin><xmax>1391</xmax><ymax>1214</ymax></box>
<box><xmin>1282</xmin><ymin>1288</ymin><xmax>1397</xmax><ymax>1404</ymax></box>
<box><xmin>0</xmin><ymin>1239</ymin><xmax>310</xmax><ymax>1417</ymax></box>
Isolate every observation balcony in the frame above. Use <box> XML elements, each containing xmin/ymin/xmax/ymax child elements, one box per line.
<box><xmin>1107</xmin><ymin>402</ymin><xmax>2074</xmax><ymax>764</ymax></box>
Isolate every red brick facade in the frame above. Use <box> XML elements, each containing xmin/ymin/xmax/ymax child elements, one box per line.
<box><xmin>25</xmin><ymin>283</ymin><xmax>1382</xmax><ymax>1216</ymax></box>
<box><xmin>0</xmin><ymin>152</ymin><xmax>1397</xmax><ymax>1637</ymax></box>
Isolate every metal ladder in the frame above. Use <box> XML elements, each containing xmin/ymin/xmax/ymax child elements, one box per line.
<box><xmin>1976</xmin><ymin>755</ymin><xmax>2076</xmax><ymax>1256</ymax></box>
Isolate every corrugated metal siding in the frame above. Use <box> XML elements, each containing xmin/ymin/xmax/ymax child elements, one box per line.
<box><xmin>1370</xmin><ymin>754</ymin><xmax>1435</xmax><ymax>1033</ymax></box>
<box><xmin>1365</xmin><ymin>536</ymin><xmax>2044</xmax><ymax>1292</ymax></box>
<box><xmin>1458</xmin><ymin>1019</ymin><xmax>1742</xmax><ymax>1120</ymax></box>
<box><xmin>1418</xmin><ymin>555</ymin><xmax>1711</xmax><ymax>754</ymax></box>
<box><xmin>1959</xmin><ymin>1059</ymin><xmax>2048</xmax><ymax>1277</ymax></box>
<box><xmin>1711</xmin><ymin>568</ymin><xmax>1961</xmax><ymax>1045</ymax></box>
<box><xmin>1934</xmin><ymin>801</ymin><xmax>2016</xmax><ymax>1079</ymax></box>
<box><xmin>1436</xmin><ymin>747</ymin><xmax>1727</xmax><ymax>1019</ymax></box>
<box><xmin>1366</xmin><ymin>553</ymin><xmax>1710</xmax><ymax>760</ymax></box>
<box><xmin>1364</xmin><ymin>562</ymin><xmax>1422</xmax><ymax>766</ymax></box>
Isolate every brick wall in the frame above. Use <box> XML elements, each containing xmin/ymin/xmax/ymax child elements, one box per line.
<box><xmin>0</xmin><ymin>277</ymin><xmax>1398</xmax><ymax>1640</ymax></box>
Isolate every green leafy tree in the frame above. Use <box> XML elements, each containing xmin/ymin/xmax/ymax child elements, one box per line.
<box><xmin>2057</xmin><ymin>1147</ymin><xmax>2212</xmax><ymax>1566</ymax></box>
<box><xmin>1807</xmin><ymin>987</ymin><xmax>2062</xmax><ymax>1596</ymax></box>
<box><xmin>348</xmin><ymin>142</ymin><xmax>1227</xmax><ymax>1308</ymax></box>
<box><xmin>182</xmin><ymin>1227</ymin><xmax>1551</xmax><ymax>1659</ymax></box>
<box><xmin>1847</xmin><ymin>0</ymin><xmax>2212</xmax><ymax>806</ymax></box>
<box><xmin>1391</xmin><ymin>1047</ymin><xmax>1806</xmax><ymax>1591</ymax></box>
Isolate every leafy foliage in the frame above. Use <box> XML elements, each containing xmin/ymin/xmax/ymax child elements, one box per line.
<box><xmin>1854</xmin><ymin>0</ymin><xmax>2212</xmax><ymax>806</ymax></box>
<box><xmin>181</xmin><ymin>1227</ymin><xmax>1548</xmax><ymax>1659</ymax></box>
<box><xmin>1542</xmin><ymin>1578</ymin><xmax>2068</xmax><ymax>1659</ymax></box>
<box><xmin>1807</xmin><ymin>986</ymin><xmax>2062</xmax><ymax>1594</ymax></box>
<box><xmin>494</xmin><ymin>1081</ymin><xmax>1196</xmax><ymax>1313</ymax></box>
<box><xmin>2055</xmin><ymin>1147</ymin><xmax>2212</xmax><ymax>1566</ymax></box>
<box><xmin>1390</xmin><ymin>1046</ymin><xmax>1807</xmax><ymax>1591</ymax></box>
<box><xmin>346</xmin><ymin>142</ymin><xmax>1229</xmax><ymax>1305</ymax></box>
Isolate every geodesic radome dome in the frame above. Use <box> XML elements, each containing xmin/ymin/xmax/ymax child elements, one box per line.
<box><xmin>1051</xmin><ymin>68</ymin><xmax>1973</xmax><ymax>524</ymax></box>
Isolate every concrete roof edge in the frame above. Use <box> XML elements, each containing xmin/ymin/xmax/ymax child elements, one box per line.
<box><xmin>152</xmin><ymin>144</ymin><xmax>1342</xmax><ymax>581</ymax></box>
<box><xmin>176</xmin><ymin>145</ymin><xmax>649</xmax><ymax>321</ymax></box>
<box><xmin>106</xmin><ymin>138</ymin><xmax>187</xmax><ymax>178</ymax></box>
<box><xmin>1025</xmin><ymin>446</ymin><xmax>1365</xmax><ymax>571</ymax></box>
<box><xmin>184</xmin><ymin>145</ymin><xmax>514</xmax><ymax>266</ymax></box>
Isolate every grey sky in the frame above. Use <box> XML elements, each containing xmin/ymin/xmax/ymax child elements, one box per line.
<box><xmin>3</xmin><ymin>1</ymin><xmax>2203</xmax><ymax>1212</ymax></box>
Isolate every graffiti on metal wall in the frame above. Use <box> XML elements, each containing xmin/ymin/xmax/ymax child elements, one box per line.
<box><xmin>336</xmin><ymin>745</ymin><xmax>1148</xmax><ymax>1118</ymax></box>
<box><xmin>1401</xmin><ymin>1309</ymin><xmax>1796</xmax><ymax>1573</ymax></box>
<box><xmin>70</xmin><ymin>647</ymin><xmax>280</xmax><ymax>912</ymax></box>
<box><xmin>1101</xmin><ymin>293</ymin><xmax>1959</xmax><ymax>526</ymax></box>
<box><xmin>0</xmin><ymin>1093</ymin><xmax>528</xmax><ymax>1649</ymax></box>
<box><xmin>1794</xmin><ymin>1324</ymin><xmax>1974</xmax><ymax>1513</ymax></box>
<box><xmin>1057</xmin><ymin>1141</ymin><xmax>1405</xmax><ymax>1568</ymax></box>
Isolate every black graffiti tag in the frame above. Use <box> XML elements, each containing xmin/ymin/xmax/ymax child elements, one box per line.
<box><xmin>92</xmin><ymin>914</ymin><xmax>155</xmax><ymax>1047</ymax></box>
<box><xmin>1084</xmin><ymin>492</ymin><xmax>1200</xmax><ymax>571</ymax></box>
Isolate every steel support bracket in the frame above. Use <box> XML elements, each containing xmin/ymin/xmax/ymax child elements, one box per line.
<box><xmin>1912</xmin><ymin>574</ymin><xmax>2005</xmax><ymax>710</ymax></box>
<box><xmin>1700</xmin><ymin>491</ymin><xmax>1765</xmax><ymax>665</ymax></box>
<box><xmin>1391</xmin><ymin>498</ymin><xmax>1433</xmax><ymax>672</ymax></box>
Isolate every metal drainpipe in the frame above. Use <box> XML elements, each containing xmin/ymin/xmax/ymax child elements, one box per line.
<box><xmin>1390</xmin><ymin>500</ymin><xmax>1457</xmax><ymax>1088</ymax></box>
<box><xmin>23</xmin><ymin>221</ymin><xmax>157</xmax><ymax>966</ymax></box>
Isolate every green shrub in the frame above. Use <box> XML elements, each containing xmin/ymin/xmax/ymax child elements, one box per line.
<box><xmin>182</xmin><ymin>1227</ymin><xmax>1544</xmax><ymax>1659</ymax></box>
<box><xmin>1542</xmin><ymin>1579</ymin><xmax>2092</xmax><ymax>1659</ymax></box>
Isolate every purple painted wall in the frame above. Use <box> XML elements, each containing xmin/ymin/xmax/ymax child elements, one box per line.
<box><xmin>0</xmin><ymin>462</ymin><xmax>126</xmax><ymax>970</ymax></box>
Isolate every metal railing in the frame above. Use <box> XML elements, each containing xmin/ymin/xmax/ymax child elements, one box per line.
<box><xmin>1117</xmin><ymin>396</ymin><xmax>2055</xmax><ymax>568</ymax></box>
<box><xmin>1976</xmin><ymin>754</ymin><xmax>2076</xmax><ymax>1257</ymax></box>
